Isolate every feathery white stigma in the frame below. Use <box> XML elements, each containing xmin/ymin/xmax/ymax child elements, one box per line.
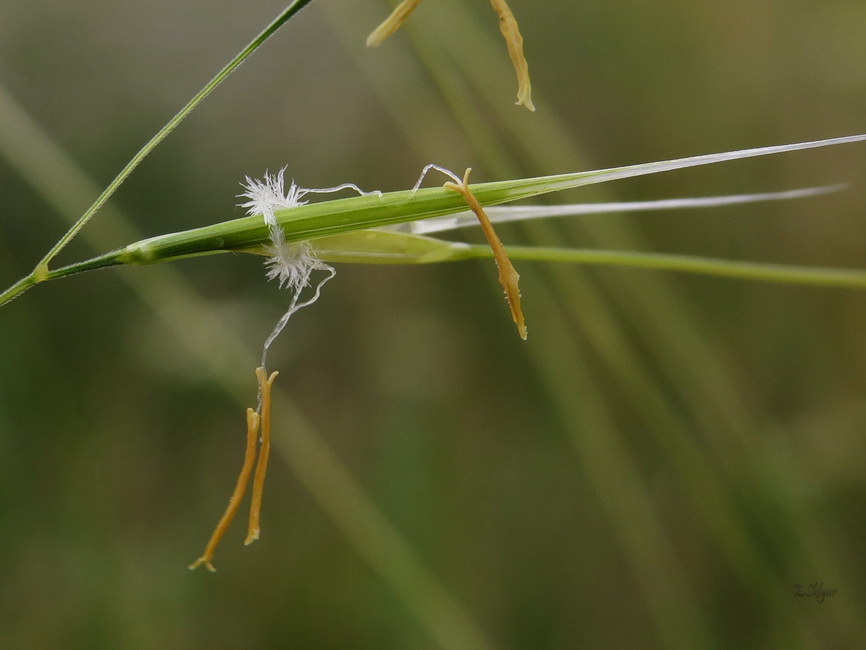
<box><xmin>239</xmin><ymin>168</ymin><xmax>307</xmax><ymax>225</ymax></box>
<box><xmin>238</xmin><ymin>168</ymin><xmax>379</xmax><ymax>368</ymax></box>
<box><xmin>239</xmin><ymin>169</ymin><xmax>317</xmax><ymax>294</ymax></box>
<box><xmin>238</xmin><ymin>168</ymin><xmax>381</xmax><ymax>294</ymax></box>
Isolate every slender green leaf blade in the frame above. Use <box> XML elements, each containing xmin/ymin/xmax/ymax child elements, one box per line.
<box><xmin>43</xmin><ymin>133</ymin><xmax>866</xmax><ymax>282</ymax></box>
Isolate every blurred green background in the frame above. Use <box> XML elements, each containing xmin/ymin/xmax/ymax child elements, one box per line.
<box><xmin>2</xmin><ymin>0</ymin><xmax>866</xmax><ymax>647</ymax></box>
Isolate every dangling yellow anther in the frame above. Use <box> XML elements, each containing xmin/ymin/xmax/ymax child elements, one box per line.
<box><xmin>444</xmin><ymin>168</ymin><xmax>527</xmax><ymax>339</ymax></box>
<box><xmin>245</xmin><ymin>367</ymin><xmax>279</xmax><ymax>545</ymax></box>
<box><xmin>366</xmin><ymin>0</ymin><xmax>425</xmax><ymax>47</ymax></box>
<box><xmin>489</xmin><ymin>0</ymin><xmax>535</xmax><ymax>111</ymax></box>
<box><xmin>189</xmin><ymin>407</ymin><xmax>260</xmax><ymax>572</ymax></box>
<box><xmin>366</xmin><ymin>0</ymin><xmax>534</xmax><ymax>111</ymax></box>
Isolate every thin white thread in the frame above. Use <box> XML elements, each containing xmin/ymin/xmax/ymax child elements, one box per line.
<box><xmin>302</xmin><ymin>183</ymin><xmax>383</xmax><ymax>200</ymax></box>
<box><xmin>238</xmin><ymin>169</ymin><xmax>379</xmax><ymax>383</ymax></box>
<box><xmin>259</xmin><ymin>264</ymin><xmax>336</xmax><ymax>372</ymax></box>
<box><xmin>409</xmin><ymin>163</ymin><xmax>463</xmax><ymax>193</ymax></box>
<box><xmin>237</xmin><ymin>164</ymin><xmax>461</xmax><ymax>379</ymax></box>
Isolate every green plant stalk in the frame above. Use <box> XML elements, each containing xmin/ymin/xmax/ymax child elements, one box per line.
<box><xmin>318</xmin><ymin>236</ymin><xmax>866</xmax><ymax>287</ymax></box>
<box><xmin>476</xmin><ymin>246</ymin><xmax>866</xmax><ymax>288</ymax></box>
<box><xmin>19</xmin><ymin>132</ymin><xmax>865</xmax><ymax>292</ymax></box>
<box><xmin>40</xmin><ymin>222</ymin><xmax>866</xmax><ymax>291</ymax></box>
<box><xmin>6</xmin><ymin>0</ymin><xmax>316</xmax><ymax>293</ymax></box>
<box><xmin>4</xmin><ymin>134</ymin><xmax>866</xmax><ymax>301</ymax></box>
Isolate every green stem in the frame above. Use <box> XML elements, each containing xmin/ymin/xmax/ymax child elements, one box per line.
<box><xmin>19</xmin><ymin>0</ymin><xmax>316</xmax><ymax>285</ymax></box>
<box><xmin>39</xmin><ymin>240</ymin><xmax>866</xmax><ymax>291</ymax></box>
<box><xmin>42</xmin><ymin>252</ymin><xmax>127</xmax><ymax>283</ymax></box>
<box><xmin>0</xmin><ymin>275</ymin><xmax>37</xmax><ymax>306</ymax></box>
<box><xmin>471</xmin><ymin>245</ymin><xmax>866</xmax><ymax>288</ymax></box>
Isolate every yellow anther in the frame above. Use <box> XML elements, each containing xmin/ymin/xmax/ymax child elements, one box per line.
<box><xmin>489</xmin><ymin>0</ymin><xmax>535</xmax><ymax>111</ymax></box>
<box><xmin>366</xmin><ymin>0</ymin><xmax>425</xmax><ymax>47</ymax></box>
<box><xmin>245</xmin><ymin>368</ymin><xmax>279</xmax><ymax>545</ymax></box>
<box><xmin>189</xmin><ymin>407</ymin><xmax>261</xmax><ymax>571</ymax></box>
<box><xmin>444</xmin><ymin>169</ymin><xmax>527</xmax><ymax>339</ymax></box>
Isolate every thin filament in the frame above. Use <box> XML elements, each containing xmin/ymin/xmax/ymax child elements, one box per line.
<box><xmin>409</xmin><ymin>163</ymin><xmax>463</xmax><ymax>193</ymax></box>
<box><xmin>260</xmin><ymin>265</ymin><xmax>336</xmax><ymax>372</ymax></box>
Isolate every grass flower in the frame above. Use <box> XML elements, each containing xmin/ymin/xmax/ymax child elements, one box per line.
<box><xmin>20</xmin><ymin>133</ymin><xmax>866</xmax><ymax>294</ymax></box>
<box><xmin>2</xmin><ymin>0</ymin><xmax>866</xmax><ymax>578</ymax></box>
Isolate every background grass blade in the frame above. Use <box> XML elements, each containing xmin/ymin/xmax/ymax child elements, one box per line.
<box><xmin>2</xmin><ymin>0</ymin><xmax>866</xmax><ymax>646</ymax></box>
<box><xmin>0</xmin><ymin>73</ymin><xmax>491</xmax><ymax>650</ymax></box>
